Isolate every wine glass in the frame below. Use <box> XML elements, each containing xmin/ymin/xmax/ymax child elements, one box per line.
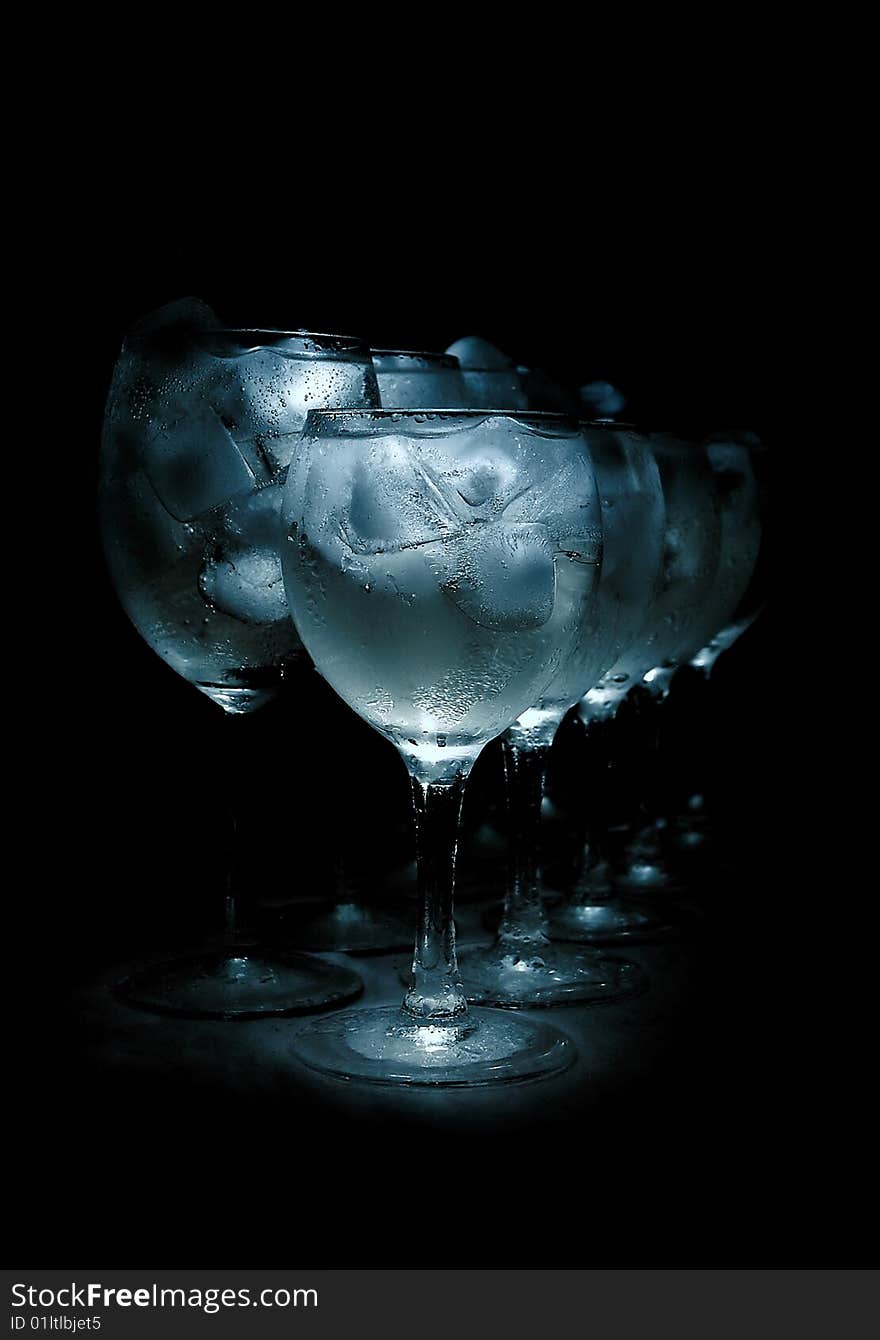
<box><xmin>587</xmin><ymin>433</ymin><xmax>726</xmax><ymax>898</ymax></box>
<box><xmin>281</xmin><ymin>409</ymin><xmax>603</xmax><ymax>1084</ymax></box>
<box><xmin>456</xmin><ymin>423</ymin><xmax>665</xmax><ymax>1000</ymax></box>
<box><xmin>279</xmin><ymin>346</ymin><xmax>475</xmax><ymax>954</ymax></box>
<box><xmin>658</xmin><ymin>431</ymin><xmax>767</xmax><ymax>857</ymax></box>
<box><xmin>99</xmin><ymin>298</ymin><xmax>378</xmax><ymax>1018</ymax></box>
<box><xmin>686</xmin><ymin>430</ymin><xmax>766</xmax><ymax>676</ymax></box>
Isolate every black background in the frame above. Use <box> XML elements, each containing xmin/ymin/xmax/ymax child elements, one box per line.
<box><xmin>10</xmin><ymin>178</ymin><xmax>845</xmax><ymax>1273</ymax></box>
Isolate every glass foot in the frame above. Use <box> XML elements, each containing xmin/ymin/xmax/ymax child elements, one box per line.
<box><xmin>614</xmin><ymin>862</ymin><xmax>686</xmax><ymax>897</ymax></box>
<box><xmin>668</xmin><ymin>818</ymin><xmax>712</xmax><ymax>855</ymax></box>
<box><xmin>455</xmin><ymin>941</ymin><xmax>647</xmax><ymax>1008</ymax></box>
<box><xmin>291</xmin><ymin>1004</ymin><xmax>576</xmax><ymax>1087</ymax></box>
<box><xmin>273</xmin><ymin>900</ymin><xmax>413</xmax><ymax>955</ymax></box>
<box><xmin>548</xmin><ymin>898</ymin><xmax>675</xmax><ymax>944</ymax></box>
<box><xmin>115</xmin><ymin>948</ymin><xmax>363</xmax><ymax>1020</ymax></box>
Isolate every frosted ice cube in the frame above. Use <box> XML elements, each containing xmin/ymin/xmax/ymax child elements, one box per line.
<box><xmin>501</xmin><ymin>448</ymin><xmax>602</xmax><ymax>565</ymax></box>
<box><xmin>342</xmin><ymin>436</ymin><xmax>461</xmax><ymax>554</ymax></box>
<box><xmin>223</xmin><ymin>483</ymin><xmax>284</xmax><ymax>545</ymax></box>
<box><xmin>199</xmin><ymin>544</ymin><xmax>288</xmax><ymax>626</ymax></box>
<box><xmin>210</xmin><ymin>352</ymin><xmax>375</xmax><ymax>475</ymax></box>
<box><xmin>424</xmin><ymin>521</ymin><xmax>557</xmax><ymax>631</ymax></box>
<box><xmin>453</xmin><ymin>456</ymin><xmax>519</xmax><ymax>510</ymax></box>
<box><xmin>579</xmin><ymin>381</ymin><xmax>626</xmax><ymax>416</ymax></box>
<box><xmin>445</xmin><ymin>337</ymin><xmax>514</xmax><ymax>370</ymax></box>
<box><xmin>433</xmin><ymin>423</ymin><xmax>524</xmax><ymax>521</ymax></box>
<box><xmin>142</xmin><ymin>402</ymin><xmax>257</xmax><ymax>522</ymax></box>
<box><xmin>198</xmin><ymin>487</ymin><xmax>288</xmax><ymax>626</ymax></box>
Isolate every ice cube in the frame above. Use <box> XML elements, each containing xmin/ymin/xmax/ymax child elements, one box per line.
<box><xmin>209</xmin><ymin>351</ymin><xmax>375</xmax><ymax>475</ymax></box>
<box><xmin>198</xmin><ymin>487</ymin><xmax>288</xmax><ymax>625</ymax></box>
<box><xmin>424</xmin><ymin>521</ymin><xmax>557</xmax><ymax>631</ymax></box>
<box><xmin>142</xmin><ymin>402</ymin><xmax>257</xmax><ymax>522</ymax></box>
<box><xmin>222</xmin><ymin>483</ymin><xmax>284</xmax><ymax>544</ymax></box>
<box><xmin>454</xmin><ymin>457</ymin><xmax>518</xmax><ymax>509</ymax></box>
<box><xmin>342</xmin><ymin>435</ymin><xmax>461</xmax><ymax>554</ymax></box>
<box><xmin>198</xmin><ymin>543</ymin><xmax>288</xmax><ymax>626</ymax></box>
<box><xmin>445</xmin><ymin>337</ymin><xmax>515</xmax><ymax>370</ymax></box>
<box><xmin>501</xmin><ymin>446</ymin><xmax>603</xmax><ymax>565</ymax></box>
<box><xmin>579</xmin><ymin>381</ymin><xmax>626</xmax><ymax>416</ymax></box>
<box><xmin>443</xmin><ymin>339</ymin><xmax>528</xmax><ymax>409</ymax></box>
<box><xmin>441</xmin><ymin>444</ymin><xmax>523</xmax><ymax>520</ymax></box>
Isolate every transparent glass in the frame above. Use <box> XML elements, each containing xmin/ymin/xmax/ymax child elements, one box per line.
<box><xmin>372</xmin><ymin>349</ymin><xmax>470</xmax><ymax>409</ymax></box>
<box><xmin>100</xmin><ymin>300</ymin><xmax>377</xmax><ymax>1017</ymax></box>
<box><xmin>607</xmin><ymin>433</ymin><xmax>755</xmax><ymax>895</ymax></box>
<box><xmin>101</xmin><ymin>301</ymin><xmax>380</xmax><ymax>713</ymax></box>
<box><xmin>455</xmin><ymin>425</ymin><xmax>666</xmax><ymax>985</ymax></box>
<box><xmin>641</xmin><ymin>434</ymin><xmax>761</xmax><ymax>699</ymax></box>
<box><xmin>282</xmin><ymin>409</ymin><xmax>602</xmax><ymax>1083</ymax></box>
<box><xmin>670</xmin><ymin>433</ymin><xmax>767</xmax><ymax>855</ymax></box>
<box><xmin>688</xmin><ymin>432</ymin><xmax>766</xmax><ymax>676</ymax></box>
<box><xmin>580</xmin><ymin>432</ymin><xmax>723</xmax><ymax>722</ymax></box>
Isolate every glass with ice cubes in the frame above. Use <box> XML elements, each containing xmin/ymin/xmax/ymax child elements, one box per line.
<box><xmin>637</xmin><ymin>431</ymin><xmax>767</xmax><ymax>870</ymax></box>
<box><xmin>101</xmin><ymin>302</ymin><xmax>381</xmax><ymax>714</ymax></box>
<box><xmin>455</xmin><ymin>422</ymin><xmax>667</xmax><ymax>996</ymax></box>
<box><xmin>281</xmin><ymin>409</ymin><xmax>602</xmax><ymax>1084</ymax></box>
<box><xmin>99</xmin><ymin>301</ymin><xmax>376</xmax><ymax>1018</ymax></box>
<box><xmin>579</xmin><ymin>431</ymin><xmax>727</xmax><ymax>900</ymax></box>
<box><xmin>686</xmin><ymin>431</ymin><xmax>765</xmax><ymax>678</ymax></box>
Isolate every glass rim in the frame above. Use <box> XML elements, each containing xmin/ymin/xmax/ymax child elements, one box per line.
<box><xmin>126</xmin><ymin>325</ymin><xmax>370</xmax><ymax>353</ymax></box>
<box><xmin>458</xmin><ymin>362</ymin><xmax>518</xmax><ymax>372</ymax></box>
<box><xmin>202</xmin><ymin>327</ymin><xmax>368</xmax><ymax>346</ymax></box>
<box><xmin>580</xmin><ymin>417</ymin><xmax>765</xmax><ymax>447</ymax></box>
<box><xmin>305</xmin><ymin>408</ymin><xmax>579</xmax><ymax>421</ymax></box>
<box><xmin>580</xmin><ymin>418</ymin><xmax>642</xmax><ymax>431</ymax></box>
<box><xmin>371</xmin><ymin>348</ymin><xmax>461</xmax><ymax>368</ymax></box>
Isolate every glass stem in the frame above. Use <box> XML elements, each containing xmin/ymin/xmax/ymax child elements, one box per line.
<box><xmin>403</xmin><ymin>770</ymin><xmax>469</xmax><ymax>1022</ymax></box>
<box><xmin>568</xmin><ymin>715</ymin><xmax>613</xmax><ymax>906</ymax></box>
<box><xmin>331</xmin><ymin>849</ymin><xmax>351</xmax><ymax>912</ymax></box>
<box><xmin>498</xmin><ymin>735</ymin><xmax>552</xmax><ymax>950</ymax></box>
<box><xmin>224</xmin><ymin>803</ymin><xmax>239</xmax><ymax>941</ymax></box>
<box><xmin>220</xmin><ymin>716</ymin><xmax>256</xmax><ymax>947</ymax></box>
